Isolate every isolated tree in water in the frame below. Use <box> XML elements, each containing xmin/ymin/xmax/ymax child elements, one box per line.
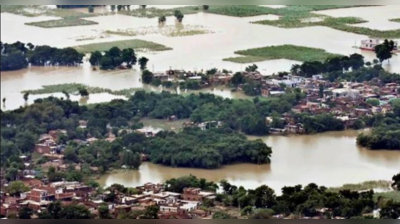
<box><xmin>203</xmin><ymin>5</ymin><xmax>210</xmax><ymax>10</ymax></box>
<box><xmin>78</xmin><ymin>87</ymin><xmax>89</xmax><ymax>98</ymax></box>
<box><xmin>375</xmin><ymin>39</ymin><xmax>396</xmax><ymax>64</ymax></box>
<box><xmin>158</xmin><ymin>16</ymin><xmax>166</xmax><ymax>24</ymax></box>
<box><xmin>23</xmin><ymin>92</ymin><xmax>29</xmax><ymax>103</ymax></box>
<box><xmin>138</xmin><ymin>57</ymin><xmax>149</xmax><ymax>70</ymax></box>
<box><xmin>140</xmin><ymin>5</ymin><xmax>147</xmax><ymax>9</ymax></box>
<box><xmin>174</xmin><ymin>10</ymin><xmax>184</xmax><ymax>22</ymax></box>
<box><xmin>110</xmin><ymin>5</ymin><xmax>116</xmax><ymax>12</ymax></box>
<box><xmin>88</xmin><ymin>5</ymin><xmax>94</xmax><ymax>13</ymax></box>
<box><xmin>2</xmin><ymin>97</ymin><xmax>5</xmax><ymax>104</ymax></box>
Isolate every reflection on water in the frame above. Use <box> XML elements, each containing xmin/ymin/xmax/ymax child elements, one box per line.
<box><xmin>98</xmin><ymin>129</ymin><xmax>400</xmax><ymax>192</ymax></box>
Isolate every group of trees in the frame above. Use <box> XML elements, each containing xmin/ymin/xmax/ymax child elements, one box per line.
<box><xmin>146</xmin><ymin>128</ymin><xmax>272</xmax><ymax>169</ymax></box>
<box><xmin>357</xmin><ymin>99</ymin><xmax>400</xmax><ymax>150</ymax></box>
<box><xmin>1</xmin><ymin>41</ymin><xmax>83</xmax><ymax>71</ymax></box>
<box><xmin>293</xmin><ymin>113</ymin><xmax>345</xmax><ymax>134</ymax></box>
<box><xmin>89</xmin><ymin>47</ymin><xmax>148</xmax><ymax>70</ymax></box>
<box><xmin>161</xmin><ymin>175</ymin><xmax>399</xmax><ymax>219</ymax></box>
<box><xmin>290</xmin><ymin>53</ymin><xmax>365</xmax><ymax>78</ymax></box>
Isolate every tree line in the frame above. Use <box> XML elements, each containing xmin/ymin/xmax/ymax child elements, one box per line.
<box><xmin>1</xmin><ymin>41</ymin><xmax>84</xmax><ymax>71</ymax></box>
<box><xmin>89</xmin><ymin>46</ymin><xmax>148</xmax><ymax>70</ymax></box>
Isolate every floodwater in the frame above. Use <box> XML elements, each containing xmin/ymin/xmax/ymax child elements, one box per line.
<box><xmin>98</xmin><ymin>129</ymin><xmax>400</xmax><ymax>192</ymax></box>
<box><xmin>2</xmin><ymin>6</ymin><xmax>399</xmax><ymax>109</ymax></box>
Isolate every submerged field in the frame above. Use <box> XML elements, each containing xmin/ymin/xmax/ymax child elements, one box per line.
<box><xmin>25</xmin><ymin>18</ymin><xmax>99</xmax><ymax>28</ymax></box>
<box><xmin>73</xmin><ymin>39</ymin><xmax>172</xmax><ymax>53</ymax></box>
<box><xmin>207</xmin><ymin>5</ymin><xmax>400</xmax><ymax>38</ymax></box>
<box><xmin>22</xmin><ymin>83</ymin><xmax>142</xmax><ymax>97</ymax></box>
<box><xmin>224</xmin><ymin>45</ymin><xmax>341</xmax><ymax>63</ymax></box>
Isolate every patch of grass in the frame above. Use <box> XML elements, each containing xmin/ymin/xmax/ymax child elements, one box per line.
<box><xmin>118</xmin><ymin>6</ymin><xmax>200</xmax><ymax>18</ymax></box>
<box><xmin>73</xmin><ymin>39</ymin><xmax>172</xmax><ymax>53</ymax></box>
<box><xmin>1</xmin><ymin>5</ymin><xmax>100</xmax><ymax>28</ymax></box>
<box><xmin>223</xmin><ymin>56</ymin><xmax>270</xmax><ymax>63</ymax></box>
<box><xmin>224</xmin><ymin>45</ymin><xmax>341</xmax><ymax>63</ymax></box>
<box><xmin>206</xmin><ymin>5</ymin><xmax>399</xmax><ymax>38</ymax></box>
<box><xmin>328</xmin><ymin>180</ymin><xmax>392</xmax><ymax>192</ymax></box>
<box><xmin>104</xmin><ymin>25</ymin><xmax>212</xmax><ymax>38</ymax></box>
<box><xmin>390</xmin><ymin>18</ymin><xmax>400</xmax><ymax>23</ymax></box>
<box><xmin>25</xmin><ymin>18</ymin><xmax>98</xmax><ymax>28</ymax></box>
<box><xmin>374</xmin><ymin>191</ymin><xmax>400</xmax><ymax>202</ymax></box>
<box><xmin>22</xmin><ymin>83</ymin><xmax>142</xmax><ymax>97</ymax></box>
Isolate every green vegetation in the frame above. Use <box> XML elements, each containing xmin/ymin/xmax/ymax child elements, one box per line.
<box><xmin>89</xmin><ymin>47</ymin><xmax>143</xmax><ymax>70</ymax></box>
<box><xmin>1</xmin><ymin>41</ymin><xmax>84</xmax><ymax>71</ymax></box>
<box><xmin>205</xmin><ymin>5</ymin><xmax>400</xmax><ymax>38</ymax></box>
<box><xmin>224</xmin><ymin>45</ymin><xmax>341</xmax><ymax>63</ymax></box>
<box><xmin>21</xmin><ymin>83</ymin><xmax>142</xmax><ymax>97</ymax></box>
<box><xmin>391</xmin><ymin>18</ymin><xmax>400</xmax><ymax>23</ymax></box>
<box><xmin>118</xmin><ymin>6</ymin><xmax>199</xmax><ymax>18</ymax></box>
<box><xmin>216</xmin><ymin>178</ymin><xmax>377</xmax><ymax>219</ymax></box>
<box><xmin>147</xmin><ymin>128</ymin><xmax>272</xmax><ymax>169</ymax></box>
<box><xmin>375</xmin><ymin>192</ymin><xmax>400</xmax><ymax>202</ymax></box>
<box><xmin>1</xmin><ymin>5</ymin><xmax>100</xmax><ymax>28</ymax></box>
<box><xmin>74</xmin><ymin>39</ymin><xmax>172</xmax><ymax>53</ymax></box>
<box><xmin>104</xmin><ymin>25</ymin><xmax>211</xmax><ymax>38</ymax></box>
<box><xmin>357</xmin><ymin>100</ymin><xmax>400</xmax><ymax>150</ymax></box>
<box><xmin>329</xmin><ymin>181</ymin><xmax>392</xmax><ymax>192</ymax></box>
<box><xmin>25</xmin><ymin>18</ymin><xmax>98</xmax><ymax>28</ymax></box>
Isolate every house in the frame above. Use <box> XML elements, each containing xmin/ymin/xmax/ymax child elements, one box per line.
<box><xmin>332</xmin><ymin>89</ymin><xmax>360</xmax><ymax>99</ymax></box>
<box><xmin>284</xmin><ymin>124</ymin><xmax>304</xmax><ymax>134</ymax></box>
<box><xmin>79</xmin><ymin>120</ymin><xmax>88</xmax><ymax>129</ymax></box>
<box><xmin>181</xmin><ymin>188</ymin><xmax>215</xmax><ymax>202</ymax></box>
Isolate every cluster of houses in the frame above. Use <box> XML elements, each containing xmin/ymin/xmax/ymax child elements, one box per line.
<box><xmin>1</xmin><ymin>180</ymin><xmax>215</xmax><ymax>219</ymax></box>
<box><xmin>244</xmin><ymin>74</ymin><xmax>399</xmax><ymax>135</ymax></box>
<box><xmin>152</xmin><ymin>69</ymin><xmax>233</xmax><ymax>88</ymax></box>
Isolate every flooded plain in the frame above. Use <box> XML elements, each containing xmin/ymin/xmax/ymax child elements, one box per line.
<box><xmin>1</xmin><ymin>6</ymin><xmax>400</xmax><ymax>110</ymax></box>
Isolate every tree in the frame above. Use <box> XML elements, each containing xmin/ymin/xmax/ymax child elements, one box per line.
<box><xmin>142</xmin><ymin>205</ymin><xmax>159</xmax><ymax>219</ymax></box>
<box><xmin>319</xmin><ymin>84</ymin><xmax>324</xmax><ymax>98</ymax></box>
<box><xmin>2</xmin><ymin>97</ymin><xmax>5</xmax><ymax>104</ymax></box>
<box><xmin>89</xmin><ymin>51</ymin><xmax>102</xmax><ymax>66</ymax></box>
<box><xmin>138</xmin><ymin>57</ymin><xmax>149</xmax><ymax>70</ymax></box>
<box><xmin>98</xmin><ymin>205</ymin><xmax>112</xmax><ymax>219</ymax></box>
<box><xmin>140</xmin><ymin>5</ymin><xmax>147</xmax><ymax>9</ymax></box>
<box><xmin>122</xmin><ymin>150</ymin><xmax>141</xmax><ymax>169</ymax></box>
<box><xmin>213</xmin><ymin>211</ymin><xmax>235</xmax><ymax>219</ymax></box>
<box><xmin>231</xmin><ymin>72</ymin><xmax>245</xmax><ymax>86</ymax></box>
<box><xmin>60</xmin><ymin>204</ymin><xmax>92</xmax><ymax>219</ymax></box>
<box><xmin>349</xmin><ymin>53</ymin><xmax>365</xmax><ymax>70</ymax></box>
<box><xmin>78</xmin><ymin>87</ymin><xmax>89</xmax><ymax>98</ymax></box>
<box><xmin>7</xmin><ymin>181</ymin><xmax>30</xmax><ymax>196</ymax></box>
<box><xmin>393</xmin><ymin>173</ymin><xmax>400</xmax><ymax>191</ymax></box>
<box><xmin>249</xmin><ymin>209</ymin><xmax>275</xmax><ymax>219</ymax></box>
<box><xmin>23</xmin><ymin>92</ymin><xmax>29</xmax><ymax>103</ymax></box>
<box><xmin>48</xmin><ymin>201</ymin><xmax>62</xmax><ymax>219</ymax></box>
<box><xmin>15</xmin><ymin>131</ymin><xmax>36</xmax><ymax>153</ymax></box>
<box><xmin>245</xmin><ymin>64</ymin><xmax>258</xmax><ymax>72</ymax></box>
<box><xmin>121</xmin><ymin>48</ymin><xmax>137</xmax><ymax>68</ymax></box>
<box><xmin>254</xmin><ymin>185</ymin><xmax>276</xmax><ymax>208</ymax></box>
<box><xmin>110</xmin><ymin>5</ymin><xmax>116</xmax><ymax>12</ymax></box>
<box><xmin>38</xmin><ymin>211</ymin><xmax>52</xmax><ymax>219</ymax></box>
<box><xmin>88</xmin><ymin>5</ymin><xmax>94</xmax><ymax>13</ymax></box>
<box><xmin>62</xmin><ymin>90</ymin><xmax>70</xmax><ymax>100</ymax></box>
<box><xmin>18</xmin><ymin>207</ymin><xmax>33</xmax><ymax>219</ymax></box>
<box><xmin>203</xmin><ymin>5</ymin><xmax>209</xmax><ymax>10</ymax></box>
<box><xmin>117</xmin><ymin>5</ymin><xmax>123</xmax><ymax>11</ymax></box>
<box><xmin>366</xmin><ymin>98</ymin><xmax>380</xmax><ymax>107</ymax></box>
<box><xmin>375</xmin><ymin>39</ymin><xmax>395</xmax><ymax>63</ymax></box>
<box><xmin>142</xmin><ymin>70</ymin><xmax>154</xmax><ymax>84</ymax></box>
<box><xmin>174</xmin><ymin>10</ymin><xmax>184</xmax><ymax>22</ymax></box>
<box><xmin>158</xmin><ymin>16</ymin><xmax>166</xmax><ymax>24</ymax></box>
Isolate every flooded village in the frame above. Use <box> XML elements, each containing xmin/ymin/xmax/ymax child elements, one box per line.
<box><xmin>1</xmin><ymin>5</ymin><xmax>400</xmax><ymax>219</ymax></box>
